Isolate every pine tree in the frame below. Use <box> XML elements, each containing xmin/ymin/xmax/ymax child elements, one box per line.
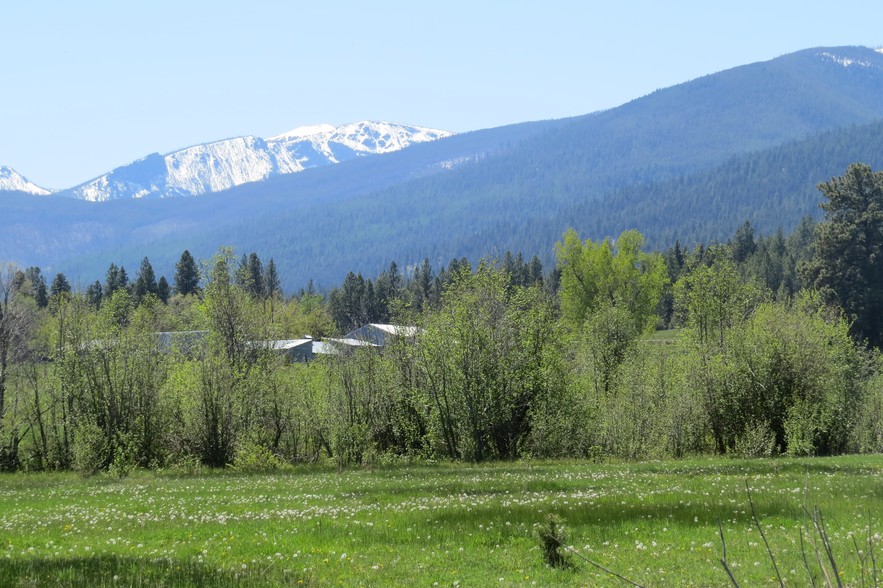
<box><xmin>21</xmin><ymin>267</ymin><xmax>48</xmax><ymax>308</ymax></box>
<box><xmin>247</xmin><ymin>253</ymin><xmax>264</xmax><ymax>298</ymax></box>
<box><xmin>264</xmin><ymin>258</ymin><xmax>281</xmax><ymax>299</ymax></box>
<box><xmin>174</xmin><ymin>250</ymin><xmax>200</xmax><ymax>296</ymax></box>
<box><xmin>802</xmin><ymin>163</ymin><xmax>883</xmax><ymax>346</ymax></box>
<box><xmin>105</xmin><ymin>263</ymin><xmax>129</xmax><ymax>296</ymax></box>
<box><xmin>49</xmin><ymin>273</ymin><xmax>71</xmax><ymax>298</ymax></box>
<box><xmin>157</xmin><ymin>276</ymin><xmax>171</xmax><ymax>304</ymax></box>
<box><xmin>85</xmin><ymin>280</ymin><xmax>103</xmax><ymax>309</ymax></box>
<box><xmin>527</xmin><ymin>255</ymin><xmax>544</xmax><ymax>286</ymax></box>
<box><xmin>235</xmin><ymin>254</ymin><xmax>250</xmax><ymax>290</ymax></box>
<box><xmin>730</xmin><ymin>220</ymin><xmax>757</xmax><ymax>263</ymax></box>
<box><xmin>411</xmin><ymin>258</ymin><xmax>434</xmax><ymax>311</ymax></box>
<box><xmin>375</xmin><ymin>261</ymin><xmax>403</xmax><ymax>322</ymax></box>
<box><xmin>234</xmin><ymin>252</ymin><xmax>265</xmax><ymax>298</ymax></box>
<box><xmin>132</xmin><ymin>257</ymin><xmax>158</xmax><ymax>303</ymax></box>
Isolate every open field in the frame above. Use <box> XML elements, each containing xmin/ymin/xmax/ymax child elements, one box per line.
<box><xmin>2</xmin><ymin>457</ymin><xmax>883</xmax><ymax>587</ymax></box>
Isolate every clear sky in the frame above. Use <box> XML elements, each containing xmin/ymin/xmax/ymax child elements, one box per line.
<box><xmin>2</xmin><ymin>0</ymin><xmax>882</xmax><ymax>189</ymax></box>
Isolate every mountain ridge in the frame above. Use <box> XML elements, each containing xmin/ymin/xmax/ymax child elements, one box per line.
<box><xmin>53</xmin><ymin>121</ymin><xmax>453</xmax><ymax>202</ymax></box>
<box><xmin>0</xmin><ymin>166</ymin><xmax>51</xmax><ymax>195</ymax></box>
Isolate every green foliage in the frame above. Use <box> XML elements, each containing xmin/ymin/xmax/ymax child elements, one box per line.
<box><xmin>416</xmin><ymin>265</ymin><xmax>564</xmax><ymax>461</ymax></box>
<box><xmin>108</xmin><ymin>430</ymin><xmax>137</xmax><ymax>478</ymax></box>
<box><xmin>7</xmin><ymin>207</ymin><xmax>883</xmax><ymax>473</ymax></box>
<box><xmin>676</xmin><ymin>287</ymin><xmax>865</xmax><ymax>456</ymax></box>
<box><xmin>581</xmin><ymin>303</ymin><xmax>640</xmax><ymax>396</ymax></box>
<box><xmin>852</xmin><ymin>365</ymin><xmax>883</xmax><ymax>453</ymax></box>
<box><xmin>556</xmin><ymin>228</ymin><xmax>667</xmax><ymax>334</ymax></box>
<box><xmin>675</xmin><ymin>255</ymin><xmax>762</xmax><ymax>349</ymax></box>
<box><xmin>104</xmin><ymin>263</ymin><xmax>128</xmax><ymax>298</ymax></box>
<box><xmin>802</xmin><ymin>163</ymin><xmax>883</xmax><ymax>346</ymax></box>
<box><xmin>71</xmin><ymin>421</ymin><xmax>108</xmax><ymax>477</ymax></box>
<box><xmin>732</xmin><ymin>422</ymin><xmax>777</xmax><ymax>458</ymax></box>
<box><xmin>232</xmin><ymin>440</ymin><xmax>286</xmax><ymax>472</ymax></box>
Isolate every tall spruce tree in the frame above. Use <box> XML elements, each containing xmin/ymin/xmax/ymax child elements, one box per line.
<box><xmin>105</xmin><ymin>263</ymin><xmax>128</xmax><ymax>297</ymax></box>
<box><xmin>174</xmin><ymin>250</ymin><xmax>200</xmax><ymax>296</ymax></box>
<box><xmin>802</xmin><ymin>163</ymin><xmax>883</xmax><ymax>346</ymax></box>
<box><xmin>235</xmin><ymin>252</ymin><xmax>265</xmax><ymax>298</ymax></box>
<box><xmin>85</xmin><ymin>280</ymin><xmax>103</xmax><ymax>309</ymax></box>
<box><xmin>24</xmin><ymin>267</ymin><xmax>48</xmax><ymax>308</ymax></box>
<box><xmin>264</xmin><ymin>258</ymin><xmax>280</xmax><ymax>299</ymax></box>
<box><xmin>49</xmin><ymin>273</ymin><xmax>71</xmax><ymax>298</ymax></box>
<box><xmin>156</xmin><ymin>276</ymin><xmax>171</xmax><ymax>304</ymax></box>
<box><xmin>132</xmin><ymin>257</ymin><xmax>158</xmax><ymax>303</ymax></box>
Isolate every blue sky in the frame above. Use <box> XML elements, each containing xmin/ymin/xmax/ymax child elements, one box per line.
<box><xmin>2</xmin><ymin>0</ymin><xmax>882</xmax><ymax>188</ymax></box>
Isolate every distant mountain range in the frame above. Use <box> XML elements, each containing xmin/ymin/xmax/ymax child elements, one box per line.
<box><xmin>53</xmin><ymin>121</ymin><xmax>452</xmax><ymax>201</ymax></box>
<box><xmin>0</xmin><ymin>166</ymin><xmax>51</xmax><ymax>195</ymax></box>
<box><xmin>2</xmin><ymin>46</ymin><xmax>883</xmax><ymax>290</ymax></box>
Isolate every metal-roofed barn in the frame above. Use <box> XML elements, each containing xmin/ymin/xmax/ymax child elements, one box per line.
<box><xmin>343</xmin><ymin>323</ymin><xmax>421</xmax><ymax>347</ymax></box>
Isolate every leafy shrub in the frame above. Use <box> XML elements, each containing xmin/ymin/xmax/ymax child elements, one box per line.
<box><xmin>109</xmin><ymin>432</ymin><xmax>137</xmax><ymax>478</ymax></box>
<box><xmin>733</xmin><ymin>422</ymin><xmax>777</xmax><ymax>458</ymax></box>
<box><xmin>232</xmin><ymin>441</ymin><xmax>285</xmax><ymax>472</ymax></box>
<box><xmin>72</xmin><ymin>422</ymin><xmax>109</xmax><ymax>477</ymax></box>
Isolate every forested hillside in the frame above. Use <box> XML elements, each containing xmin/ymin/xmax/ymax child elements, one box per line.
<box><xmin>3</xmin><ymin>47</ymin><xmax>883</xmax><ymax>289</ymax></box>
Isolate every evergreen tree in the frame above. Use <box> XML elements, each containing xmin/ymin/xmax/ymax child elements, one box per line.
<box><xmin>329</xmin><ymin>272</ymin><xmax>370</xmax><ymax>333</ymax></box>
<box><xmin>374</xmin><ymin>261</ymin><xmax>403</xmax><ymax>322</ymax></box>
<box><xmin>527</xmin><ymin>255</ymin><xmax>544</xmax><ymax>286</ymax></box>
<box><xmin>802</xmin><ymin>163</ymin><xmax>883</xmax><ymax>346</ymax></box>
<box><xmin>24</xmin><ymin>267</ymin><xmax>48</xmax><ymax>308</ymax></box>
<box><xmin>730</xmin><ymin>220</ymin><xmax>757</xmax><ymax>263</ymax></box>
<box><xmin>235</xmin><ymin>252</ymin><xmax>264</xmax><ymax>298</ymax></box>
<box><xmin>105</xmin><ymin>263</ymin><xmax>128</xmax><ymax>297</ymax></box>
<box><xmin>85</xmin><ymin>280</ymin><xmax>103</xmax><ymax>309</ymax></box>
<box><xmin>247</xmin><ymin>253</ymin><xmax>264</xmax><ymax>298</ymax></box>
<box><xmin>174</xmin><ymin>250</ymin><xmax>200</xmax><ymax>296</ymax></box>
<box><xmin>156</xmin><ymin>276</ymin><xmax>171</xmax><ymax>304</ymax></box>
<box><xmin>410</xmin><ymin>258</ymin><xmax>435</xmax><ymax>311</ymax></box>
<box><xmin>235</xmin><ymin>254</ymin><xmax>250</xmax><ymax>290</ymax></box>
<box><xmin>132</xmin><ymin>257</ymin><xmax>158</xmax><ymax>303</ymax></box>
<box><xmin>264</xmin><ymin>258</ymin><xmax>281</xmax><ymax>299</ymax></box>
<box><xmin>49</xmin><ymin>273</ymin><xmax>71</xmax><ymax>298</ymax></box>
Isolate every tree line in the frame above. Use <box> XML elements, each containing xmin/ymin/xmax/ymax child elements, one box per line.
<box><xmin>1</xmin><ymin>163</ymin><xmax>883</xmax><ymax>473</ymax></box>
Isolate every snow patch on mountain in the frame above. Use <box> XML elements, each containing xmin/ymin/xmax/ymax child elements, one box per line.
<box><xmin>165</xmin><ymin>136</ymin><xmax>277</xmax><ymax>195</ymax></box>
<box><xmin>63</xmin><ymin>121</ymin><xmax>453</xmax><ymax>202</ymax></box>
<box><xmin>270</xmin><ymin>123</ymin><xmax>336</xmax><ymax>140</ymax></box>
<box><xmin>0</xmin><ymin>166</ymin><xmax>51</xmax><ymax>195</ymax></box>
<box><xmin>817</xmin><ymin>51</ymin><xmax>876</xmax><ymax>68</ymax></box>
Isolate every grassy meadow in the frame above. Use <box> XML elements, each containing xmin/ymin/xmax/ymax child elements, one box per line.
<box><xmin>1</xmin><ymin>457</ymin><xmax>883</xmax><ymax>587</ymax></box>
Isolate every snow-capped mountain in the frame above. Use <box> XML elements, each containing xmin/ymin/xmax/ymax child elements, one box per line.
<box><xmin>0</xmin><ymin>166</ymin><xmax>51</xmax><ymax>195</ymax></box>
<box><xmin>61</xmin><ymin>121</ymin><xmax>453</xmax><ymax>202</ymax></box>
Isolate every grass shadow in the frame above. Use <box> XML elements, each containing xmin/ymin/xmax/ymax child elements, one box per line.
<box><xmin>0</xmin><ymin>555</ymin><xmax>307</xmax><ymax>587</ymax></box>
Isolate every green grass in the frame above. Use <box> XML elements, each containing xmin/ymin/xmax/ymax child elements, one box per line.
<box><xmin>643</xmin><ymin>328</ymin><xmax>681</xmax><ymax>344</ymax></box>
<box><xmin>2</xmin><ymin>456</ymin><xmax>883</xmax><ymax>586</ymax></box>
